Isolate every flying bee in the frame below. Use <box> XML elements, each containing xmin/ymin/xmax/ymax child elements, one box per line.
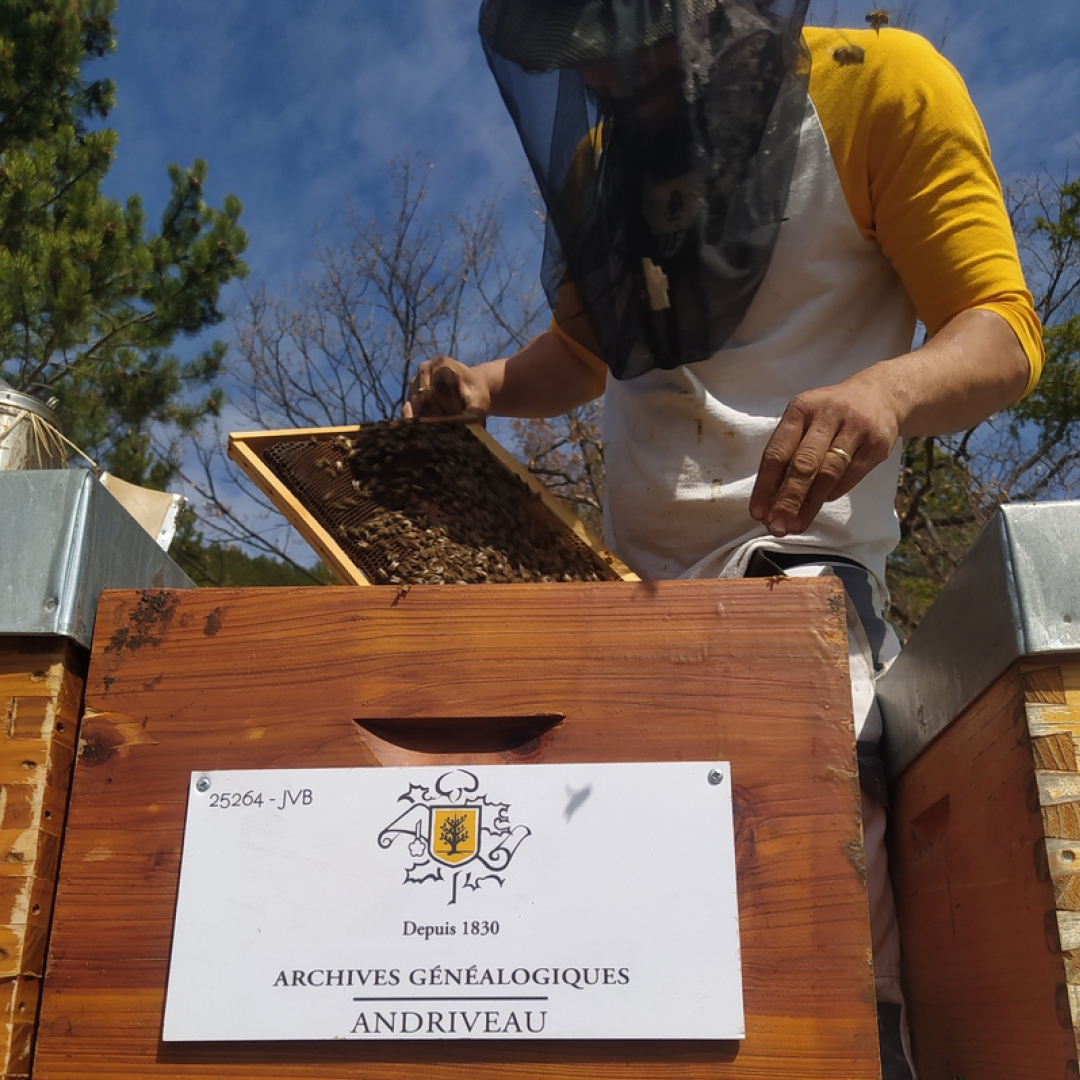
<box><xmin>866</xmin><ymin>9</ymin><xmax>889</xmax><ymax>31</ymax></box>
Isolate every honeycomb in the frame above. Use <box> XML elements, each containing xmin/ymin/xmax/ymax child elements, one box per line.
<box><xmin>260</xmin><ymin>420</ymin><xmax>619</xmax><ymax>585</ymax></box>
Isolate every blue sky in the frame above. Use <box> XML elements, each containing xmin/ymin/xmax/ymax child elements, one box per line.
<box><xmin>100</xmin><ymin>0</ymin><xmax>1080</xmax><ymax>311</ymax></box>
<box><xmin>101</xmin><ymin>1</ymin><xmax>525</xmax><ymax>295</ymax></box>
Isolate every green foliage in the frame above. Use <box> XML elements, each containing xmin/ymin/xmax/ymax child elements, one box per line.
<box><xmin>1009</xmin><ymin>179</ymin><xmax>1080</xmax><ymax>442</ymax></box>
<box><xmin>169</xmin><ymin>511</ymin><xmax>333</xmax><ymax>587</ymax></box>
<box><xmin>0</xmin><ymin>0</ymin><xmax>247</xmax><ymax>487</ymax></box>
<box><xmin>887</xmin><ymin>439</ymin><xmax>982</xmax><ymax>637</ymax></box>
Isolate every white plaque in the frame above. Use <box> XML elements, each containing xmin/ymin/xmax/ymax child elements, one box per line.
<box><xmin>163</xmin><ymin>761</ymin><xmax>742</xmax><ymax>1041</ymax></box>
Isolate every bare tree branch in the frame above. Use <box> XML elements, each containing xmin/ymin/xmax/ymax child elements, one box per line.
<box><xmin>184</xmin><ymin>158</ymin><xmax>543</xmax><ymax>567</ymax></box>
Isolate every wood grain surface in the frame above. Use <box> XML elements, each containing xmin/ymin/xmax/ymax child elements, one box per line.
<box><xmin>226</xmin><ymin>433</ymin><xmax>370</xmax><ymax>586</ymax></box>
<box><xmin>0</xmin><ymin>638</ymin><xmax>85</xmax><ymax>1079</ymax></box>
<box><xmin>892</xmin><ymin>656</ymin><xmax>1080</xmax><ymax>1078</ymax></box>
<box><xmin>33</xmin><ymin>579</ymin><xmax>879</xmax><ymax>1079</ymax></box>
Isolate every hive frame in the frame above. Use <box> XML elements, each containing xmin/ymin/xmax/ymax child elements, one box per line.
<box><xmin>228</xmin><ymin>421</ymin><xmax>637</xmax><ymax>586</ymax></box>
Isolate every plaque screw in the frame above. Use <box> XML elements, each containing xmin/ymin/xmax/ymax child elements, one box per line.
<box><xmin>195</xmin><ymin>776</ymin><xmax>211</xmax><ymax>792</ymax></box>
<box><xmin>708</xmin><ymin>769</ymin><xmax>724</xmax><ymax>786</ymax></box>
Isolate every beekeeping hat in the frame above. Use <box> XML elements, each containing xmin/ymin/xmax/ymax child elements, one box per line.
<box><xmin>479</xmin><ymin>0</ymin><xmax>811</xmax><ymax>380</ymax></box>
<box><xmin>479</xmin><ymin>0</ymin><xmax>721</xmax><ymax>71</ymax></box>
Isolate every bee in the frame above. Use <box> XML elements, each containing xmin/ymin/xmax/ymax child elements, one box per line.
<box><xmin>866</xmin><ymin>9</ymin><xmax>889</xmax><ymax>31</ymax></box>
<box><xmin>833</xmin><ymin>44</ymin><xmax>866</xmax><ymax>66</ymax></box>
<box><xmin>326</xmin><ymin>495</ymin><xmax>358</xmax><ymax>512</ymax></box>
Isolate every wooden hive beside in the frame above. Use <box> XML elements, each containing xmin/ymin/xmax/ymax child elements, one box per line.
<box><xmin>891</xmin><ymin>656</ymin><xmax>1080</xmax><ymax>1078</ymax></box>
<box><xmin>0</xmin><ymin>470</ymin><xmax>193</xmax><ymax>1077</ymax></box>
<box><xmin>0</xmin><ymin>637</ymin><xmax>85</xmax><ymax>1079</ymax></box>
<box><xmin>880</xmin><ymin>503</ymin><xmax>1080</xmax><ymax>1077</ymax></box>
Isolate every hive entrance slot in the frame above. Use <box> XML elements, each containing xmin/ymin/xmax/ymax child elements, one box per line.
<box><xmin>355</xmin><ymin>713</ymin><xmax>564</xmax><ymax>755</ymax></box>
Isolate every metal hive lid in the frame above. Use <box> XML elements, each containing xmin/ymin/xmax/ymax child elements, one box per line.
<box><xmin>879</xmin><ymin>500</ymin><xmax>1080</xmax><ymax>777</ymax></box>
<box><xmin>0</xmin><ymin>470</ymin><xmax>193</xmax><ymax>648</ymax></box>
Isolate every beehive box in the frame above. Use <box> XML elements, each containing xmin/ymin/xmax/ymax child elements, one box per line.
<box><xmin>0</xmin><ymin>471</ymin><xmax>192</xmax><ymax>1078</ymax></box>
<box><xmin>0</xmin><ymin>637</ymin><xmax>84</xmax><ymax>1080</ymax></box>
<box><xmin>34</xmin><ymin>577</ymin><xmax>881</xmax><ymax>1078</ymax></box>
<box><xmin>880</xmin><ymin>503</ymin><xmax>1080</xmax><ymax>1078</ymax></box>
<box><xmin>228</xmin><ymin>420</ymin><xmax>634</xmax><ymax>586</ymax></box>
<box><xmin>890</xmin><ymin>656</ymin><xmax>1080</xmax><ymax>1078</ymax></box>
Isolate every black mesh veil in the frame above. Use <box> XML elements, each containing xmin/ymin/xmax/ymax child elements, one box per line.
<box><xmin>480</xmin><ymin>0</ymin><xmax>811</xmax><ymax>380</ymax></box>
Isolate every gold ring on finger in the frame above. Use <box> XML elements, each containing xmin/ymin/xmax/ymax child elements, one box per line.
<box><xmin>416</xmin><ymin>385</ymin><xmax>431</xmax><ymax>395</ymax></box>
<box><xmin>827</xmin><ymin>445</ymin><xmax>853</xmax><ymax>465</ymax></box>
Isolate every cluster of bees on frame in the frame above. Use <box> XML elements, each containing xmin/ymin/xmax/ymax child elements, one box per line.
<box><xmin>271</xmin><ymin>421</ymin><xmax>611</xmax><ymax>587</ymax></box>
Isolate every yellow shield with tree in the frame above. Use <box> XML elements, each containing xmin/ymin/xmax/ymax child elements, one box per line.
<box><xmin>429</xmin><ymin>806</ymin><xmax>480</xmax><ymax>867</ymax></box>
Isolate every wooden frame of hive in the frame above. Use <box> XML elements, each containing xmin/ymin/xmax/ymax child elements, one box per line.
<box><xmin>228</xmin><ymin>422</ymin><xmax>636</xmax><ymax>586</ymax></box>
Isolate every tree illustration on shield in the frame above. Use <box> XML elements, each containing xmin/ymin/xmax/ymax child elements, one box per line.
<box><xmin>440</xmin><ymin>813</ymin><xmax>470</xmax><ymax>857</ymax></box>
<box><xmin>379</xmin><ymin>769</ymin><xmax>531</xmax><ymax>902</ymax></box>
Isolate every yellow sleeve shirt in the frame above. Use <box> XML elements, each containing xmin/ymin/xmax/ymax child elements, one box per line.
<box><xmin>553</xmin><ymin>26</ymin><xmax>1044</xmax><ymax>396</ymax></box>
<box><xmin>806</xmin><ymin>26</ymin><xmax>1043</xmax><ymax>395</ymax></box>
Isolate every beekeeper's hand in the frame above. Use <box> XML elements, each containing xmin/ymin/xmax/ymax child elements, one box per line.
<box><xmin>749</xmin><ymin>309</ymin><xmax>1031</xmax><ymax>537</ymax></box>
<box><xmin>404</xmin><ymin>332</ymin><xmax>605</xmax><ymax>422</ymax></box>
<box><xmin>404</xmin><ymin>357</ymin><xmax>490</xmax><ymax>421</ymax></box>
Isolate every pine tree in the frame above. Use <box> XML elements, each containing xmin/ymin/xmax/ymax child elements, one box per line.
<box><xmin>0</xmin><ymin>0</ymin><xmax>247</xmax><ymax>486</ymax></box>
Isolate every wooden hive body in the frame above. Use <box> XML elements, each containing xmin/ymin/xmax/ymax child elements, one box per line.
<box><xmin>0</xmin><ymin>638</ymin><xmax>83</xmax><ymax>1080</ymax></box>
<box><xmin>892</xmin><ymin>656</ymin><xmax>1080</xmax><ymax>1077</ymax></box>
<box><xmin>0</xmin><ymin>470</ymin><xmax>192</xmax><ymax>1079</ymax></box>
<box><xmin>33</xmin><ymin>578</ymin><xmax>880</xmax><ymax>1078</ymax></box>
<box><xmin>880</xmin><ymin>503</ymin><xmax>1080</xmax><ymax>1077</ymax></box>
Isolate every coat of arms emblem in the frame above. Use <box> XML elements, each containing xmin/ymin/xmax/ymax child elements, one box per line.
<box><xmin>378</xmin><ymin>769</ymin><xmax>530</xmax><ymax>904</ymax></box>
